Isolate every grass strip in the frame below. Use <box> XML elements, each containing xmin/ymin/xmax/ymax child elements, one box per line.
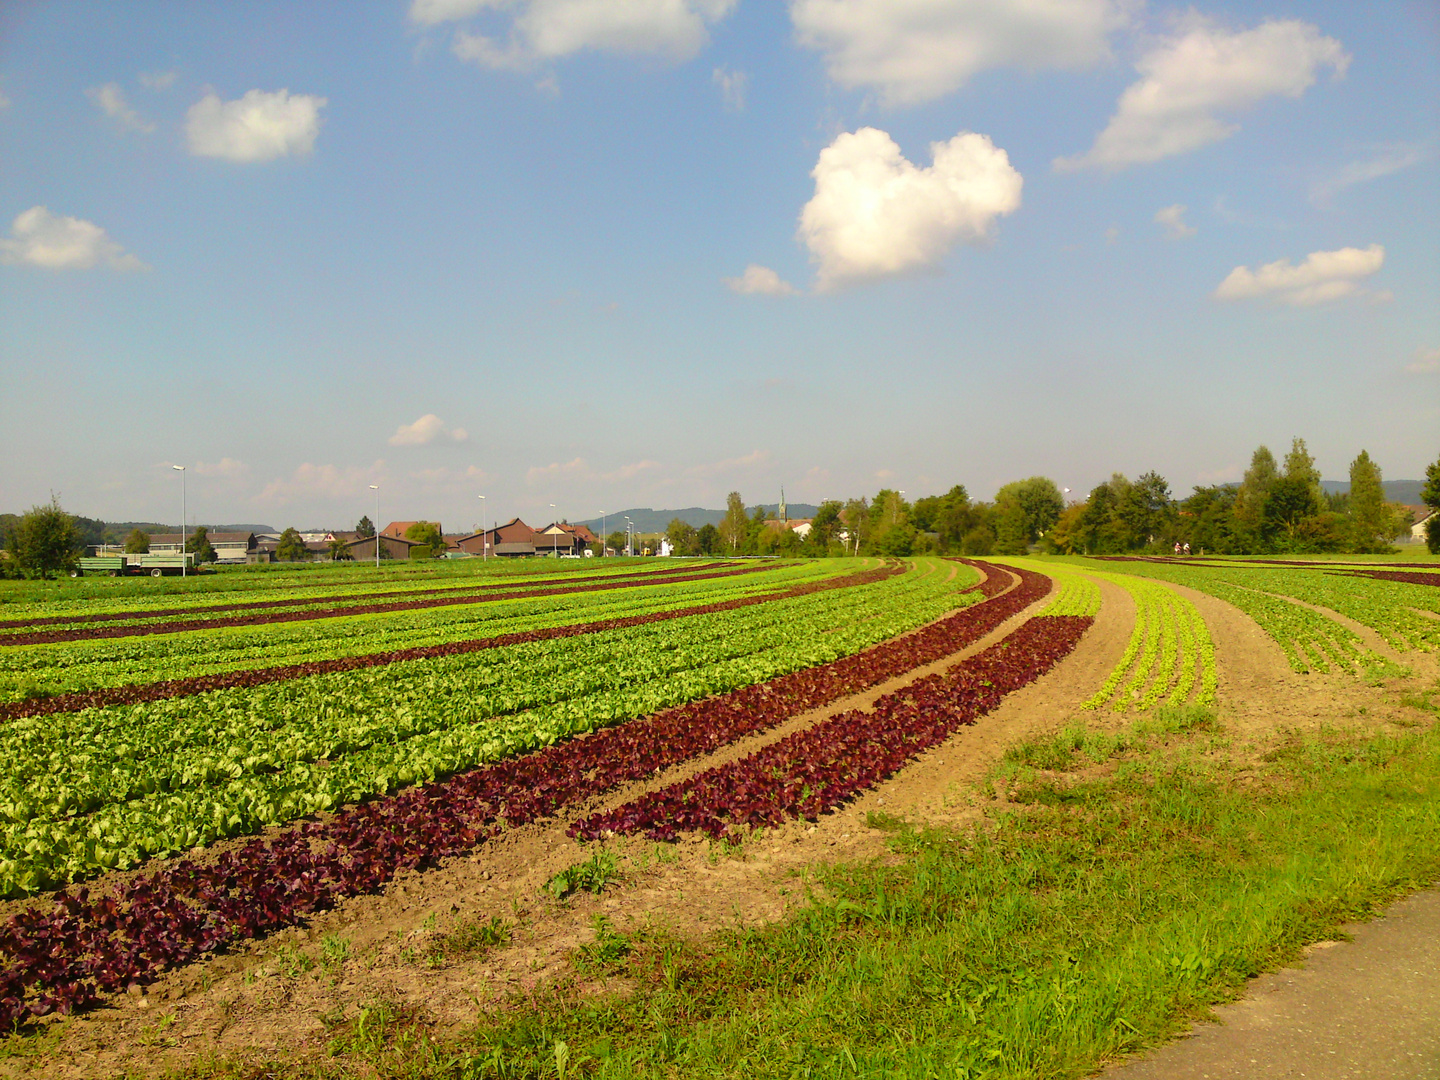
<box><xmin>315</xmin><ymin>704</ymin><xmax>1440</xmax><ymax>1080</ymax></box>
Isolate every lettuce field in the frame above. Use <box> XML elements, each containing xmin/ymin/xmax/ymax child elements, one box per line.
<box><xmin>0</xmin><ymin>551</ymin><xmax>1436</xmax><ymax>1049</ymax></box>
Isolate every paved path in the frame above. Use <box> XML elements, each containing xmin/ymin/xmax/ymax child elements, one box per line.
<box><xmin>1104</xmin><ymin>888</ymin><xmax>1440</xmax><ymax>1079</ymax></box>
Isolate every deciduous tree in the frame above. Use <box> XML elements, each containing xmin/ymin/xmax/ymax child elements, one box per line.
<box><xmin>8</xmin><ymin>497</ymin><xmax>81</xmax><ymax>579</ymax></box>
<box><xmin>1422</xmin><ymin>452</ymin><xmax>1440</xmax><ymax>554</ymax></box>
<box><xmin>276</xmin><ymin>527</ymin><xmax>309</xmax><ymax>562</ymax></box>
<box><xmin>186</xmin><ymin>526</ymin><xmax>217</xmax><ymax>563</ymax></box>
<box><xmin>720</xmin><ymin>492</ymin><xmax>748</xmax><ymax>553</ymax></box>
<box><xmin>124</xmin><ymin>528</ymin><xmax>150</xmax><ymax>554</ymax></box>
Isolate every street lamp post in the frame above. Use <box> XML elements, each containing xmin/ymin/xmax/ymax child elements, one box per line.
<box><xmin>625</xmin><ymin>517</ymin><xmax>632</xmax><ymax>557</ymax></box>
<box><xmin>550</xmin><ymin>503</ymin><xmax>558</xmax><ymax>557</ymax></box>
<box><xmin>600</xmin><ymin>512</ymin><xmax>606</xmax><ymax>557</ymax></box>
<box><xmin>369</xmin><ymin>485</ymin><xmax>380</xmax><ymax>569</ymax></box>
<box><xmin>478</xmin><ymin>495</ymin><xmax>487</xmax><ymax>562</ymax></box>
<box><xmin>172</xmin><ymin>465</ymin><xmax>187</xmax><ymax>577</ymax></box>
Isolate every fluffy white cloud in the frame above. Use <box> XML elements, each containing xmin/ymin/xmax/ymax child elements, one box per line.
<box><xmin>798</xmin><ymin>127</ymin><xmax>1022</xmax><ymax>291</ymax></box>
<box><xmin>430</xmin><ymin>0</ymin><xmax>736</xmax><ymax>71</ymax></box>
<box><xmin>792</xmin><ymin>0</ymin><xmax>1127</xmax><ymax>107</ymax></box>
<box><xmin>0</xmin><ymin>206</ymin><xmax>146</xmax><ymax>270</ymax></box>
<box><xmin>1154</xmin><ymin>203</ymin><xmax>1195</xmax><ymax>239</ymax></box>
<box><xmin>138</xmin><ymin>70</ymin><xmax>178</xmax><ymax>91</ymax></box>
<box><xmin>725</xmin><ymin>264</ymin><xmax>798</xmax><ymax>296</ymax></box>
<box><xmin>1213</xmin><ymin>244</ymin><xmax>1383</xmax><ymax>307</ymax></box>
<box><xmin>389</xmin><ymin>414</ymin><xmax>469</xmax><ymax>446</ymax></box>
<box><xmin>713</xmin><ymin>64</ymin><xmax>747</xmax><ymax>110</ymax></box>
<box><xmin>87</xmin><ymin>82</ymin><xmax>156</xmax><ymax>133</ymax></box>
<box><xmin>186</xmin><ymin>89</ymin><xmax>326</xmax><ymax>162</ymax></box>
<box><xmin>1406</xmin><ymin>347</ymin><xmax>1440</xmax><ymax>376</ymax></box>
<box><xmin>1056</xmin><ymin>17</ymin><xmax>1348</xmax><ymax>171</ymax></box>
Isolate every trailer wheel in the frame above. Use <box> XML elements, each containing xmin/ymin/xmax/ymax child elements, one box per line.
<box><xmin>151</xmin><ymin>568</ymin><xmax>164</xmax><ymax>577</ymax></box>
<box><xmin>110</xmin><ymin>570</ymin><xmax>121</xmax><ymax>577</ymax></box>
<box><xmin>69</xmin><ymin>569</ymin><xmax>82</xmax><ymax>578</ymax></box>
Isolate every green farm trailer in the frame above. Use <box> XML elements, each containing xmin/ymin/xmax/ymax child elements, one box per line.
<box><xmin>72</xmin><ymin>554</ymin><xmax>194</xmax><ymax>578</ymax></box>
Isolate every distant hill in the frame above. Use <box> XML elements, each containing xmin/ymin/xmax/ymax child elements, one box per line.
<box><xmin>1320</xmin><ymin>480</ymin><xmax>1422</xmax><ymax>505</ymax></box>
<box><xmin>100</xmin><ymin>522</ymin><xmax>278</xmax><ymax>535</ymax></box>
<box><xmin>577</xmin><ymin>504</ymin><xmax>821</xmax><ymax>535</ymax></box>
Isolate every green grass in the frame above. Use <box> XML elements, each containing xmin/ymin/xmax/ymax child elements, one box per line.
<box><xmin>160</xmin><ymin>695</ymin><xmax>1440</xmax><ymax>1079</ymax></box>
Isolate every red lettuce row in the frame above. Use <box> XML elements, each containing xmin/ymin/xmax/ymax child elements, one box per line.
<box><xmin>0</xmin><ymin>560</ymin><xmax>735</xmax><ymax>631</ymax></box>
<box><xmin>571</xmin><ymin>615</ymin><xmax>1091</xmax><ymax>841</ymax></box>
<box><xmin>0</xmin><ymin>560</ymin><xmax>1035</xmax><ymax>1026</ymax></box>
<box><xmin>1338</xmin><ymin>568</ymin><xmax>1440</xmax><ymax>588</ymax></box>
<box><xmin>0</xmin><ymin>565</ymin><xmax>889</xmax><ymax>723</ymax></box>
<box><xmin>0</xmin><ymin>563</ymin><xmax>785</xmax><ymax>648</ymax></box>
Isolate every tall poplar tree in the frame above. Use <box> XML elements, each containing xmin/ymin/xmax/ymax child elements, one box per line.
<box><xmin>1236</xmin><ymin>445</ymin><xmax>1278</xmax><ymax>533</ymax></box>
<box><xmin>1347</xmin><ymin>450</ymin><xmax>1390</xmax><ymax>552</ymax></box>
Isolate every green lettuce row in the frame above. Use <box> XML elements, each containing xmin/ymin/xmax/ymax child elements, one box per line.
<box><xmin>0</xmin><ymin>558</ymin><xmax>712</xmax><ymax>632</ymax></box>
<box><xmin>0</xmin><ymin>562</ymin><xmax>840</xmax><ymax>700</ymax></box>
<box><xmin>0</xmin><ymin>565</ymin><xmax>944</xmax><ymax>823</ymax></box>
<box><xmin>0</xmin><ymin>562</ymin><xmax>975</xmax><ymax>893</ymax></box>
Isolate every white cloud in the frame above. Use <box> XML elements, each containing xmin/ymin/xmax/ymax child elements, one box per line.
<box><xmin>791</xmin><ymin>0</ymin><xmax>1128</xmax><ymax>107</ymax></box>
<box><xmin>1406</xmin><ymin>347</ymin><xmax>1440</xmax><ymax>376</ymax></box>
<box><xmin>139</xmin><ymin>70</ymin><xmax>178</xmax><ymax>91</ymax></box>
<box><xmin>186</xmin><ymin>88</ymin><xmax>326</xmax><ymax>162</ymax></box>
<box><xmin>525</xmin><ymin>457</ymin><xmax>662</xmax><ymax>484</ymax></box>
<box><xmin>725</xmin><ymin>264</ymin><xmax>798</xmax><ymax>296</ymax></box>
<box><xmin>1056</xmin><ymin>17</ymin><xmax>1348</xmax><ymax>172</ymax></box>
<box><xmin>0</xmin><ymin>206</ymin><xmax>146</xmax><ymax>270</ymax></box>
<box><xmin>798</xmin><ymin>127</ymin><xmax>1022</xmax><ymax>291</ymax></box>
<box><xmin>1213</xmin><ymin>244</ymin><xmax>1383</xmax><ymax>307</ymax></box>
<box><xmin>193</xmin><ymin>457</ymin><xmax>250</xmax><ymax>480</ymax></box>
<box><xmin>389</xmin><ymin>414</ymin><xmax>469</xmax><ymax>446</ymax></box>
<box><xmin>433</xmin><ymin>0</ymin><xmax>736</xmax><ymax>72</ymax></box>
<box><xmin>1154</xmin><ymin>203</ymin><xmax>1195</xmax><ymax>239</ymax></box>
<box><xmin>713</xmin><ymin>64</ymin><xmax>747</xmax><ymax>110</ymax></box>
<box><xmin>1310</xmin><ymin>142</ymin><xmax>1433</xmax><ymax>208</ymax></box>
<box><xmin>686</xmin><ymin>449</ymin><xmax>771</xmax><ymax>478</ymax></box>
<box><xmin>255</xmin><ymin>462</ymin><xmax>385</xmax><ymax>506</ymax></box>
<box><xmin>87</xmin><ymin>82</ymin><xmax>156</xmax><ymax>134</ymax></box>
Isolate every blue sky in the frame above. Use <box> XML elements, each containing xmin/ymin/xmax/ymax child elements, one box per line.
<box><xmin>1</xmin><ymin>0</ymin><xmax>1436</xmax><ymax>531</ymax></box>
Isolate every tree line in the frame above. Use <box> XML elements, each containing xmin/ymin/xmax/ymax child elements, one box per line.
<box><xmin>662</xmin><ymin>443</ymin><xmax>1440</xmax><ymax>559</ymax></box>
<box><xmin>3</xmin><ymin>444</ymin><xmax>1437</xmax><ymax>578</ymax></box>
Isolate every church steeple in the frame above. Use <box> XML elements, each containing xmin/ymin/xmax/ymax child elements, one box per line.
<box><xmin>780</xmin><ymin>486</ymin><xmax>787</xmax><ymax>523</ymax></box>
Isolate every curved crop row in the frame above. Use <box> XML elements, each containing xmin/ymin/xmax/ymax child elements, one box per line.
<box><xmin>0</xmin><ymin>564</ymin><xmax>850</xmax><ymax>722</ymax></box>
<box><xmin>0</xmin><ymin>562</ymin><xmax>838</xmax><ymax>702</ymax></box>
<box><xmin>0</xmin><ymin>560</ymin><xmax>722</xmax><ymax>632</ymax></box>
<box><xmin>0</xmin><ymin>560</ymin><xmax>1037</xmax><ymax>1023</ymax></box>
<box><xmin>1080</xmin><ymin>573</ymin><xmax>1215</xmax><ymax>710</ymax></box>
<box><xmin>1</xmin><ymin>564</ymin><xmax>934</xmax><ymax>893</ymax></box>
<box><xmin>573</xmin><ymin>613</ymin><xmax>1091</xmax><ymax>841</ymax></box>
<box><xmin>0</xmin><ymin>562</ymin><xmax>786</xmax><ymax>648</ymax></box>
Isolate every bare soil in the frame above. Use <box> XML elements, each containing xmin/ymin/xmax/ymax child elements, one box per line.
<box><xmin>5</xmin><ymin>566</ymin><xmax>1435</xmax><ymax>1079</ymax></box>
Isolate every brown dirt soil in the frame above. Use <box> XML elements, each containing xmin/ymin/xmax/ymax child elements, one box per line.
<box><xmin>5</xmin><ymin>564</ymin><xmax>1436</xmax><ymax>1079</ymax></box>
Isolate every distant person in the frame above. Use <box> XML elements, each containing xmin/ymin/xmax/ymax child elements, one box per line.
<box><xmin>1183</xmin><ymin>542</ymin><xmax>1191</xmax><ymax>556</ymax></box>
<box><xmin>1174</xmin><ymin>542</ymin><xmax>1182</xmax><ymax>556</ymax></box>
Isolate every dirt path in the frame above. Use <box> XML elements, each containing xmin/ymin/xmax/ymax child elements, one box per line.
<box><xmin>1102</xmin><ymin>887</ymin><xmax>1440</xmax><ymax>1079</ymax></box>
